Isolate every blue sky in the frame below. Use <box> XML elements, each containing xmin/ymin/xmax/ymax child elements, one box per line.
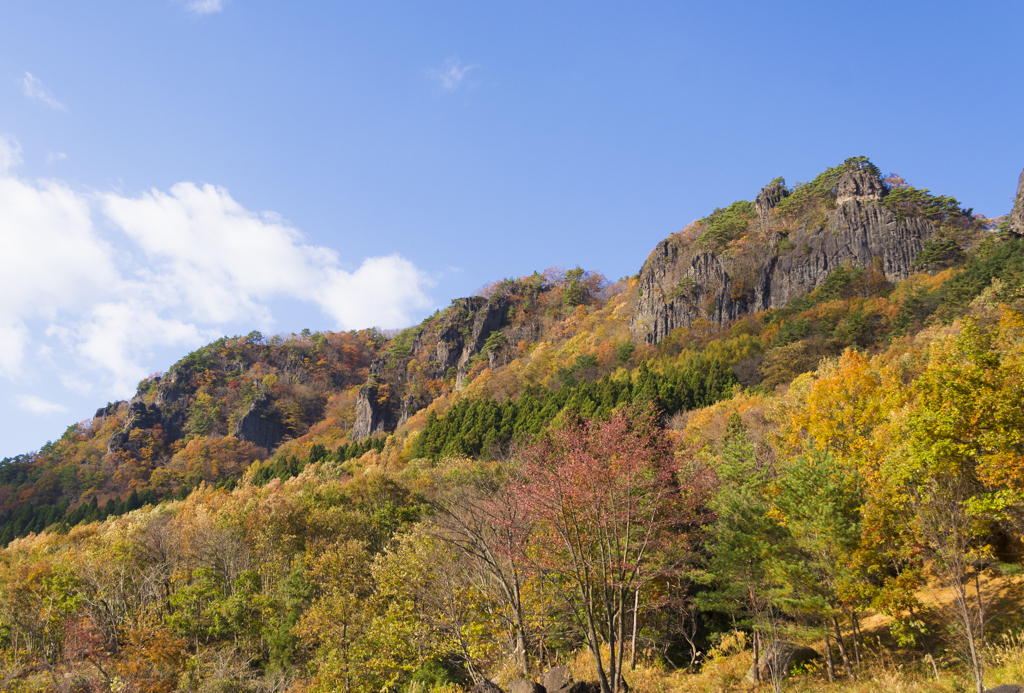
<box><xmin>1</xmin><ymin>1</ymin><xmax>1023</xmax><ymax>456</ymax></box>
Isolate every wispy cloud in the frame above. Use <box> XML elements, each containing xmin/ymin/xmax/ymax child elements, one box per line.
<box><xmin>21</xmin><ymin>73</ymin><xmax>67</xmax><ymax>111</ymax></box>
<box><xmin>184</xmin><ymin>0</ymin><xmax>224</xmax><ymax>15</ymax></box>
<box><xmin>429</xmin><ymin>58</ymin><xmax>477</xmax><ymax>93</ymax></box>
<box><xmin>18</xmin><ymin>395</ymin><xmax>68</xmax><ymax>415</ymax></box>
<box><xmin>47</xmin><ymin>152</ymin><xmax>67</xmax><ymax>164</ymax></box>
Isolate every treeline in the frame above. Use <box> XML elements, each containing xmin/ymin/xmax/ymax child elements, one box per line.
<box><xmin>250</xmin><ymin>436</ymin><xmax>388</xmax><ymax>485</ymax></box>
<box><xmin>0</xmin><ymin>487</ymin><xmax>160</xmax><ymax>545</ymax></box>
<box><xmin>412</xmin><ymin>357</ymin><xmax>737</xmax><ymax>459</ymax></box>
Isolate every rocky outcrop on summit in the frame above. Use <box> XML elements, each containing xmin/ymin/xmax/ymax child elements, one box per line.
<box><xmin>1009</xmin><ymin>168</ymin><xmax>1024</xmax><ymax>237</ymax></box>
<box><xmin>755</xmin><ymin>181</ymin><xmax>788</xmax><ymax>228</ymax></box>
<box><xmin>835</xmin><ymin>168</ymin><xmax>885</xmax><ymax>204</ymax></box>
<box><xmin>631</xmin><ymin>169</ymin><xmax>942</xmax><ymax>344</ymax></box>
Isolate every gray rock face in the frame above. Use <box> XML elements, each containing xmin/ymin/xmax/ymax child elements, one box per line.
<box><xmin>106</xmin><ymin>368</ymin><xmax>197</xmax><ymax>455</ymax></box>
<box><xmin>835</xmin><ymin>168</ymin><xmax>886</xmax><ymax>205</ymax></box>
<box><xmin>107</xmin><ymin>400</ymin><xmax>166</xmax><ymax>455</ymax></box>
<box><xmin>507</xmin><ymin>681</ymin><xmax>546</xmax><ymax>693</ymax></box>
<box><xmin>1009</xmin><ymin>168</ymin><xmax>1024</xmax><ymax>237</ymax></box>
<box><xmin>352</xmin><ymin>294</ymin><xmax>515</xmax><ymax>441</ymax></box>
<box><xmin>398</xmin><ymin>395</ymin><xmax>419</xmax><ymax>427</ymax></box>
<box><xmin>755</xmin><ymin>182</ymin><xmax>788</xmax><ymax>229</ymax></box>
<box><xmin>541</xmin><ymin>666</ymin><xmax>572</xmax><ymax>693</ymax></box>
<box><xmin>92</xmin><ymin>401</ymin><xmax>128</xmax><ymax>430</ymax></box>
<box><xmin>351</xmin><ymin>384</ymin><xmax>397</xmax><ymax>441</ymax></box>
<box><xmin>631</xmin><ymin>170</ymin><xmax>937</xmax><ymax>344</ymax></box>
<box><xmin>744</xmin><ymin>641</ymin><xmax>820</xmax><ymax>682</ymax></box>
<box><xmin>234</xmin><ymin>393</ymin><xmax>283</xmax><ymax>450</ymax></box>
<box><xmin>151</xmin><ymin>369</ymin><xmax>190</xmax><ymax>441</ymax></box>
<box><xmin>987</xmin><ymin>685</ymin><xmax>1023</xmax><ymax>693</ymax></box>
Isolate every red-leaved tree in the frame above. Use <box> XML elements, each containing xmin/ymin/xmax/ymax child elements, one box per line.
<box><xmin>510</xmin><ymin>403</ymin><xmax>710</xmax><ymax>693</ymax></box>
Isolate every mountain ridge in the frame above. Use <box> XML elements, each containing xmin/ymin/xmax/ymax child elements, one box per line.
<box><xmin>0</xmin><ymin>156</ymin><xmax>1018</xmax><ymax>542</ymax></box>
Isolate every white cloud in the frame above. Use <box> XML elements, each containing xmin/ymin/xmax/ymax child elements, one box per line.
<box><xmin>21</xmin><ymin>73</ymin><xmax>67</xmax><ymax>111</ymax></box>
<box><xmin>18</xmin><ymin>395</ymin><xmax>68</xmax><ymax>415</ymax></box>
<box><xmin>0</xmin><ymin>162</ymin><xmax>118</xmax><ymax>378</ymax></box>
<box><xmin>104</xmin><ymin>182</ymin><xmax>331</xmax><ymax>324</ymax></box>
<box><xmin>319</xmin><ymin>256</ymin><xmax>434</xmax><ymax>328</ymax></box>
<box><xmin>184</xmin><ymin>0</ymin><xmax>224</xmax><ymax>15</ymax></box>
<box><xmin>0</xmin><ymin>134</ymin><xmax>22</xmax><ymax>172</ymax></box>
<box><xmin>0</xmin><ymin>135</ymin><xmax>434</xmax><ymax>401</ymax></box>
<box><xmin>429</xmin><ymin>58</ymin><xmax>476</xmax><ymax>93</ymax></box>
<box><xmin>74</xmin><ymin>300</ymin><xmax>214</xmax><ymax>394</ymax></box>
<box><xmin>47</xmin><ymin>152</ymin><xmax>67</xmax><ymax>164</ymax></box>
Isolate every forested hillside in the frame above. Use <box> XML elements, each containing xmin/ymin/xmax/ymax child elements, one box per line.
<box><xmin>3</xmin><ymin>158</ymin><xmax>1024</xmax><ymax>693</ymax></box>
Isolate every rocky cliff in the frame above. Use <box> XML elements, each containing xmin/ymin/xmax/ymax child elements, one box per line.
<box><xmin>351</xmin><ymin>275</ymin><xmax>579</xmax><ymax>441</ymax></box>
<box><xmin>1010</xmin><ymin>168</ymin><xmax>1024</xmax><ymax>237</ymax></box>
<box><xmin>105</xmin><ymin>368</ymin><xmax>192</xmax><ymax>456</ymax></box>
<box><xmin>630</xmin><ymin>165</ymin><xmax>970</xmax><ymax>344</ymax></box>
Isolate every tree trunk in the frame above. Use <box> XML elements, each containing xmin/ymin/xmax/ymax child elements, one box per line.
<box><xmin>824</xmin><ymin>630</ymin><xmax>835</xmax><ymax>683</ymax></box>
<box><xmin>831</xmin><ymin>615</ymin><xmax>855</xmax><ymax>679</ymax></box>
<box><xmin>515</xmin><ymin>626</ymin><xmax>528</xmax><ymax>678</ymax></box>
<box><xmin>630</xmin><ymin>589</ymin><xmax>639</xmax><ymax>671</ymax></box>
<box><xmin>850</xmin><ymin>611</ymin><xmax>862</xmax><ymax>668</ymax></box>
<box><xmin>752</xmin><ymin>630</ymin><xmax>760</xmax><ymax>683</ymax></box>
<box><xmin>965</xmin><ymin>625</ymin><xmax>984</xmax><ymax>693</ymax></box>
<box><xmin>974</xmin><ymin>571</ymin><xmax>986</xmax><ymax>650</ymax></box>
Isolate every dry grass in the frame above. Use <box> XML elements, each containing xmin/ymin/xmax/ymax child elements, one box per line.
<box><xmin>546</xmin><ymin>625</ymin><xmax>1024</xmax><ymax>693</ymax></box>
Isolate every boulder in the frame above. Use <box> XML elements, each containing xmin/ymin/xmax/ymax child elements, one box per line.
<box><xmin>987</xmin><ymin>686</ymin><xmax>1023</xmax><ymax>693</ymax></box>
<box><xmin>541</xmin><ymin>666</ymin><xmax>572</xmax><ymax>693</ymax></box>
<box><xmin>559</xmin><ymin>682</ymin><xmax>600</xmax><ymax>693</ymax></box>
<box><xmin>471</xmin><ymin>680</ymin><xmax>504</xmax><ymax>693</ymax></box>
<box><xmin>507</xmin><ymin>681</ymin><xmax>546</xmax><ymax>693</ymax></box>
<box><xmin>744</xmin><ymin>641</ymin><xmax>820</xmax><ymax>682</ymax></box>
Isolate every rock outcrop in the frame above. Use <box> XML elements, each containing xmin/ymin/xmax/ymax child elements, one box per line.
<box><xmin>755</xmin><ymin>181</ymin><xmax>788</xmax><ymax>229</ymax></box>
<box><xmin>835</xmin><ymin>168</ymin><xmax>886</xmax><ymax>205</ymax></box>
<box><xmin>631</xmin><ymin>169</ymin><xmax>940</xmax><ymax>344</ymax></box>
<box><xmin>351</xmin><ymin>289</ymin><xmax>536</xmax><ymax>441</ymax></box>
<box><xmin>106</xmin><ymin>370</ymin><xmax>193</xmax><ymax>455</ymax></box>
<box><xmin>744</xmin><ymin>641</ymin><xmax>820</xmax><ymax>682</ymax></box>
<box><xmin>92</xmin><ymin>401</ymin><xmax>128</xmax><ymax>430</ymax></box>
<box><xmin>234</xmin><ymin>393</ymin><xmax>284</xmax><ymax>450</ymax></box>
<box><xmin>351</xmin><ymin>382</ymin><xmax>397</xmax><ymax>441</ymax></box>
<box><xmin>1009</xmin><ymin>168</ymin><xmax>1024</xmax><ymax>237</ymax></box>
